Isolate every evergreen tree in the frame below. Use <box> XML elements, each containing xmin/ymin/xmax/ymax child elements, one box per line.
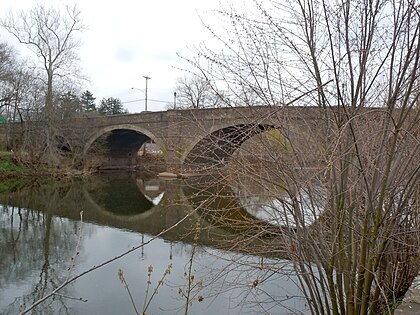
<box><xmin>80</xmin><ymin>90</ymin><xmax>96</xmax><ymax>112</ymax></box>
<box><xmin>98</xmin><ymin>97</ymin><xmax>126</xmax><ymax>115</ymax></box>
<box><xmin>58</xmin><ymin>91</ymin><xmax>81</xmax><ymax>119</ymax></box>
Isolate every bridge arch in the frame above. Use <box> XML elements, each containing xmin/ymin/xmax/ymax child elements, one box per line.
<box><xmin>180</xmin><ymin>120</ymin><xmax>286</xmax><ymax>167</ymax></box>
<box><xmin>55</xmin><ymin>134</ymin><xmax>72</xmax><ymax>152</ymax></box>
<box><xmin>82</xmin><ymin>124</ymin><xmax>167</xmax><ymax>170</ymax></box>
<box><xmin>83</xmin><ymin>124</ymin><xmax>166</xmax><ymax>156</ymax></box>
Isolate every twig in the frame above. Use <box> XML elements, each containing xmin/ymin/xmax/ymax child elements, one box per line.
<box><xmin>142</xmin><ymin>264</ymin><xmax>172</xmax><ymax>314</ymax></box>
<box><xmin>65</xmin><ymin>210</ymin><xmax>84</xmax><ymax>282</ymax></box>
<box><xmin>52</xmin><ymin>293</ymin><xmax>88</xmax><ymax>303</ymax></box>
<box><xmin>118</xmin><ymin>269</ymin><xmax>140</xmax><ymax>315</ymax></box>
<box><xmin>19</xmin><ymin>211</ymin><xmax>194</xmax><ymax>315</ymax></box>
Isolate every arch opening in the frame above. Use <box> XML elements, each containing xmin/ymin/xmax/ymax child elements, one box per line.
<box><xmin>184</xmin><ymin>123</ymin><xmax>288</xmax><ymax>170</ymax></box>
<box><xmin>54</xmin><ymin>135</ymin><xmax>72</xmax><ymax>152</ymax></box>
<box><xmin>85</xmin><ymin>128</ymin><xmax>164</xmax><ymax>171</ymax></box>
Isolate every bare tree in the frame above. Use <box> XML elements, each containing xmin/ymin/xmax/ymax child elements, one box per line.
<box><xmin>0</xmin><ymin>4</ymin><xmax>84</xmax><ymax>165</ymax></box>
<box><xmin>0</xmin><ymin>41</ymin><xmax>14</xmax><ymax>82</ymax></box>
<box><xmin>0</xmin><ymin>4</ymin><xmax>84</xmax><ymax>121</ymax></box>
<box><xmin>0</xmin><ymin>41</ymin><xmax>17</xmax><ymax>112</ymax></box>
<box><xmin>182</xmin><ymin>1</ymin><xmax>420</xmax><ymax>314</ymax></box>
<box><xmin>174</xmin><ymin>75</ymin><xmax>225</xmax><ymax>109</ymax></box>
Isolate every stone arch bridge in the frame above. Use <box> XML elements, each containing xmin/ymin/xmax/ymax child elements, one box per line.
<box><xmin>0</xmin><ymin>106</ymin><xmax>324</xmax><ymax>171</ymax></box>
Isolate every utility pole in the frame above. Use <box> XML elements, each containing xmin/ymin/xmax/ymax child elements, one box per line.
<box><xmin>143</xmin><ymin>75</ymin><xmax>151</xmax><ymax>111</ymax></box>
<box><xmin>173</xmin><ymin>91</ymin><xmax>177</xmax><ymax>109</ymax></box>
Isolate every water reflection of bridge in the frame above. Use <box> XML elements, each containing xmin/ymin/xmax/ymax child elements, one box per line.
<box><xmin>0</xmin><ymin>174</ymin><xmax>287</xmax><ymax>257</ymax></box>
<box><xmin>0</xmin><ymin>174</ymin><xmax>246</xmax><ymax>252</ymax></box>
<box><xmin>136</xmin><ymin>178</ymin><xmax>165</xmax><ymax>203</ymax></box>
<box><xmin>0</xmin><ymin>176</ymin><xmax>301</xmax><ymax>315</ymax></box>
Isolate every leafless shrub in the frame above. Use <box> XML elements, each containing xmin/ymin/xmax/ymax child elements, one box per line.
<box><xmin>181</xmin><ymin>0</ymin><xmax>420</xmax><ymax>314</ymax></box>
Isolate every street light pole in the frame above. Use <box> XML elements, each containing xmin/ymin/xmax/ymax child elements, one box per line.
<box><xmin>143</xmin><ymin>75</ymin><xmax>151</xmax><ymax>111</ymax></box>
<box><xmin>130</xmin><ymin>87</ymin><xmax>144</xmax><ymax>112</ymax></box>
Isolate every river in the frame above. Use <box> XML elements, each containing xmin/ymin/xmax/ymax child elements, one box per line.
<box><xmin>0</xmin><ymin>172</ymin><xmax>309</xmax><ymax>315</ymax></box>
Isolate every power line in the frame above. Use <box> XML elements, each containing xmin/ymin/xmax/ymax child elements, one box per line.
<box><xmin>122</xmin><ymin>98</ymin><xmax>142</xmax><ymax>104</ymax></box>
<box><xmin>122</xmin><ymin>98</ymin><xmax>171</xmax><ymax>105</ymax></box>
<box><xmin>148</xmin><ymin>98</ymin><xmax>172</xmax><ymax>104</ymax></box>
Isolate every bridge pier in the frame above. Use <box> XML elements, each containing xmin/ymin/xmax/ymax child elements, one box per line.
<box><xmin>164</xmin><ymin>149</ymin><xmax>181</xmax><ymax>172</ymax></box>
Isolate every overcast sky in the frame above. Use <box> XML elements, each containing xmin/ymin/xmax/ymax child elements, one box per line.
<box><xmin>0</xmin><ymin>0</ymin><xmax>229</xmax><ymax>113</ymax></box>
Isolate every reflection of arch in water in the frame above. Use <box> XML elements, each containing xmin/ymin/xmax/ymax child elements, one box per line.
<box><xmin>0</xmin><ymin>176</ymin><xmax>269</xmax><ymax>252</ymax></box>
<box><xmin>83</xmin><ymin>189</ymin><xmax>158</xmax><ymax>222</ymax></box>
<box><xmin>135</xmin><ymin>178</ymin><xmax>165</xmax><ymax>205</ymax></box>
<box><xmin>231</xmin><ymin>184</ymin><xmax>325</xmax><ymax>228</ymax></box>
<box><xmin>183</xmin><ymin>176</ymin><xmax>285</xmax><ymax>236</ymax></box>
<box><xmin>83</xmin><ymin>174</ymin><xmax>165</xmax><ymax>219</ymax></box>
<box><xmin>225</xmin><ymin>170</ymin><xmax>325</xmax><ymax>228</ymax></box>
<box><xmin>184</xmin><ymin>174</ymin><xmax>325</xmax><ymax>235</ymax></box>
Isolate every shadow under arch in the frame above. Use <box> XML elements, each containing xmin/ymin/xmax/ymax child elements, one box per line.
<box><xmin>181</xmin><ymin>122</ymin><xmax>287</xmax><ymax>168</ymax></box>
<box><xmin>82</xmin><ymin>124</ymin><xmax>166</xmax><ymax>169</ymax></box>
<box><xmin>54</xmin><ymin>134</ymin><xmax>72</xmax><ymax>152</ymax></box>
<box><xmin>83</xmin><ymin>124</ymin><xmax>166</xmax><ymax>156</ymax></box>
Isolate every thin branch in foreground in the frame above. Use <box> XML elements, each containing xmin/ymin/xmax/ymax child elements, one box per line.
<box><xmin>19</xmin><ymin>210</ymin><xmax>194</xmax><ymax>315</ymax></box>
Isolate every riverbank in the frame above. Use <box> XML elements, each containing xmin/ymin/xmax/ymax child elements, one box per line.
<box><xmin>0</xmin><ymin>151</ymin><xmax>164</xmax><ymax>179</ymax></box>
<box><xmin>0</xmin><ymin>151</ymin><xmax>33</xmax><ymax>175</ymax></box>
<box><xmin>0</xmin><ymin>151</ymin><xmax>87</xmax><ymax>178</ymax></box>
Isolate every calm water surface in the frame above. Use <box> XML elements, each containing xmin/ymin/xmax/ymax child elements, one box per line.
<box><xmin>0</xmin><ymin>172</ymin><xmax>308</xmax><ymax>315</ymax></box>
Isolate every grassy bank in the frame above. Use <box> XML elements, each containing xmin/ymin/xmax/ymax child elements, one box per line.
<box><xmin>0</xmin><ymin>151</ymin><xmax>98</xmax><ymax>178</ymax></box>
<box><xmin>0</xmin><ymin>152</ymin><xmax>33</xmax><ymax>175</ymax></box>
<box><xmin>0</xmin><ymin>152</ymin><xmax>36</xmax><ymax>191</ymax></box>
